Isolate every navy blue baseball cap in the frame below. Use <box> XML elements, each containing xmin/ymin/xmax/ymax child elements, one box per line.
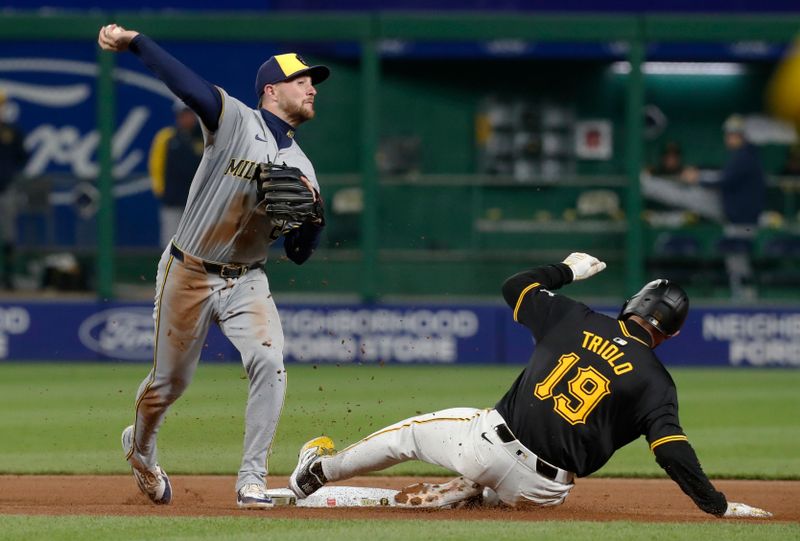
<box><xmin>255</xmin><ymin>53</ymin><xmax>330</xmax><ymax>97</ymax></box>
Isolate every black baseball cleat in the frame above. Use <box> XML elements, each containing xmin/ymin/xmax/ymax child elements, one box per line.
<box><xmin>288</xmin><ymin>436</ymin><xmax>335</xmax><ymax>498</ymax></box>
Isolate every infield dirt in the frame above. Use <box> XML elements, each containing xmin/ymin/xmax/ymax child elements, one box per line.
<box><xmin>0</xmin><ymin>475</ymin><xmax>797</xmax><ymax>523</ymax></box>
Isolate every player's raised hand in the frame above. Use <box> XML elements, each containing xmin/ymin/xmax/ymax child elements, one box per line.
<box><xmin>722</xmin><ymin>502</ymin><xmax>772</xmax><ymax>519</ymax></box>
<box><xmin>97</xmin><ymin>24</ymin><xmax>139</xmax><ymax>52</ymax></box>
<box><xmin>562</xmin><ymin>252</ymin><xmax>606</xmax><ymax>281</ymax></box>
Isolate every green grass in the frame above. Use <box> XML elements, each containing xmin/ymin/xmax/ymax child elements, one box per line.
<box><xmin>0</xmin><ymin>364</ymin><xmax>797</xmax><ymax>540</ymax></box>
<box><xmin>0</xmin><ymin>515</ymin><xmax>796</xmax><ymax>541</ymax></box>
<box><xmin>603</xmin><ymin>369</ymin><xmax>800</xmax><ymax>478</ymax></box>
<box><xmin>0</xmin><ymin>364</ymin><xmax>798</xmax><ymax>478</ymax></box>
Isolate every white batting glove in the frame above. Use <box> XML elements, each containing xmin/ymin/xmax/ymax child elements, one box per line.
<box><xmin>562</xmin><ymin>252</ymin><xmax>607</xmax><ymax>281</ymax></box>
<box><xmin>722</xmin><ymin>502</ymin><xmax>772</xmax><ymax>518</ymax></box>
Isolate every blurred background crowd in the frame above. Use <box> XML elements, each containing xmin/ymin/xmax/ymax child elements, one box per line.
<box><xmin>2</xmin><ymin>1</ymin><xmax>800</xmax><ymax>304</ymax></box>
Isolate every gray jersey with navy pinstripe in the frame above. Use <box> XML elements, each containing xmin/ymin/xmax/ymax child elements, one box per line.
<box><xmin>173</xmin><ymin>87</ymin><xmax>319</xmax><ymax>264</ymax></box>
<box><xmin>127</xmin><ymin>85</ymin><xmax>320</xmax><ymax>496</ymax></box>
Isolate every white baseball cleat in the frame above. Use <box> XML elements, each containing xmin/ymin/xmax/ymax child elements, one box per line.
<box><xmin>121</xmin><ymin>425</ymin><xmax>173</xmax><ymax>505</ymax></box>
<box><xmin>237</xmin><ymin>483</ymin><xmax>275</xmax><ymax>509</ymax></box>
<box><xmin>723</xmin><ymin>501</ymin><xmax>773</xmax><ymax>518</ymax></box>
<box><xmin>289</xmin><ymin>436</ymin><xmax>336</xmax><ymax>498</ymax></box>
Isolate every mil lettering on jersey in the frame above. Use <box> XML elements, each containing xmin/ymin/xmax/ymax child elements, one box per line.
<box><xmin>224</xmin><ymin>158</ymin><xmax>259</xmax><ymax>181</ymax></box>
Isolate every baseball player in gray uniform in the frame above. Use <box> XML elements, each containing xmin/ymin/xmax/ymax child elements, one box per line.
<box><xmin>98</xmin><ymin>24</ymin><xmax>328</xmax><ymax>509</ymax></box>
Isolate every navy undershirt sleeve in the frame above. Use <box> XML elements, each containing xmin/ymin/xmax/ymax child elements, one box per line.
<box><xmin>284</xmin><ymin>223</ymin><xmax>324</xmax><ymax>265</ymax></box>
<box><xmin>128</xmin><ymin>34</ymin><xmax>222</xmax><ymax>131</ymax></box>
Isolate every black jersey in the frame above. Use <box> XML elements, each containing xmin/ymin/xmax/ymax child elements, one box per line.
<box><xmin>496</xmin><ymin>286</ymin><xmax>684</xmax><ymax>477</ymax></box>
<box><xmin>494</xmin><ymin>263</ymin><xmax>727</xmax><ymax>515</ymax></box>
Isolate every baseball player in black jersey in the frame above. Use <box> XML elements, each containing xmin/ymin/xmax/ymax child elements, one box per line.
<box><xmin>287</xmin><ymin>253</ymin><xmax>771</xmax><ymax>518</ymax></box>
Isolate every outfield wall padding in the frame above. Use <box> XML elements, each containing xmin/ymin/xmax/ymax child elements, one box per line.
<box><xmin>0</xmin><ymin>300</ymin><xmax>797</xmax><ymax>367</ymax></box>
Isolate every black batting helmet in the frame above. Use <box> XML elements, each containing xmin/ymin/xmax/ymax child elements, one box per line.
<box><xmin>619</xmin><ymin>279</ymin><xmax>689</xmax><ymax>337</ymax></box>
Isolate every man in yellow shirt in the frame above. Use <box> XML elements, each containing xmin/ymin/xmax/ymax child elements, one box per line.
<box><xmin>148</xmin><ymin>103</ymin><xmax>203</xmax><ymax>247</ymax></box>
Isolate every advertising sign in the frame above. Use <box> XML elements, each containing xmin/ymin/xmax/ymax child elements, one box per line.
<box><xmin>0</xmin><ymin>41</ymin><xmax>277</xmax><ymax>247</ymax></box>
<box><xmin>0</xmin><ymin>300</ymin><xmax>797</xmax><ymax>367</ymax></box>
<box><xmin>279</xmin><ymin>305</ymin><xmax>496</xmax><ymax>364</ymax></box>
<box><xmin>0</xmin><ymin>302</ymin><xmax>499</xmax><ymax>364</ymax></box>
<box><xmin>657</xmin><ymin>308</ymin><xmax>800</xmax><ymax>367</ymax></box>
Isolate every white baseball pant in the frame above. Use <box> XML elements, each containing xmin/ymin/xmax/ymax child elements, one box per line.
<box><xmin>319</xmin><ymin>407</ymin><xmax>574</xmax><ymax>506</ymax></box>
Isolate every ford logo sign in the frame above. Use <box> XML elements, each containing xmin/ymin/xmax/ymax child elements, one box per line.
<box><xmin>0</xmin><ymin>56</ymin><xmax>173</xmax><ymax>179</ymax></box>
<box><xmin>78</xmin><ymin>307</ymin><xmax>154</xmax><ymax>360</ymax></box>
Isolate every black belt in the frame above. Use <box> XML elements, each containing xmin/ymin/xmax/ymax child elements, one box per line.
<box><xmin>493</xmin><ymin>423</ymin><xmax>561</xmax><ymax>482</ymax></box>
<box><xmin>170</xmin><ymin>243</ymin><xmax>260</xmax><ymax>279</ymax></box>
